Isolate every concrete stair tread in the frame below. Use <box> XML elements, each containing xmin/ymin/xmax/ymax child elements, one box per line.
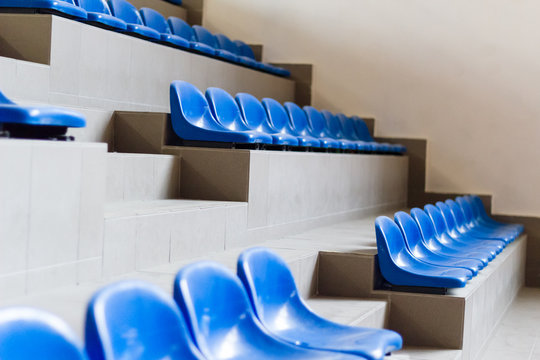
<box><xmin>104</xmin><ymin>199</ymin><xmax>246</xmax><ymax>218</ymax></box>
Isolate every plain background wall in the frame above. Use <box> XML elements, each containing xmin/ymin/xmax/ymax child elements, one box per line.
<box><xmin>202</xmin><ymin>0</ymin><xmax>540</xmax><ymax>217</ymax></box>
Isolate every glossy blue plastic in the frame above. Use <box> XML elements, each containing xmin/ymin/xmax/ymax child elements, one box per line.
<box><xmin>410</xmin><ymin>207</ymin><xmax>489</xmax><ymax>267</ymax></box>
<box><xmin>320</xmin><ymin>110</ymin><xmax>358</xmax><ymax>150</ymax></box>
<box><xmin>0</xmin><ymin>0</ymin><xmax>87</xmax><ymax>19</ymax></box>
<box><xmin>443</xmin><ymin>200</ymin><xmax>514</xmax><ymax>244</ymax></box>
<box><xmin>423</xmin><ymin>204</ymin><xmax>499</xmax><ymax>260</ymax></box>
<box><xmin>76</xmin><ymin>0</ymin><xmax>126</xmax><ymax>30</ymax></box>
<box><xmin>139</xmin><ymin>7</ymin><xmax>189</xmax><ymax>48</ymax></box>
<box><xmin>284</xmin><ymin>102</ymin><xmax>329</xmax><ymax>148</ymax></box>
<box><xmin>350</xmin><ymin>115</ymin><xmax>406</xmax><ymax>154</ymax></box>
<box><xmin>85</xmin><ymin>280</ymin><xmax>204</xmax><ymax>360</ymax></box>
<box><xmin>215</xmin><ymin>33</ymin><xmax>243</xmax><ymax>63</ymax></box>
<box><xmin>167</xmin><ymin>16</ymin><xmax>195</xmax><ymax>40</ymax></box>
<box><xmin>336</xmin><ymin>113</ymin><xmax>374</xmax><ymax>151</ymax></box>
<box><xmin>465</xmin><ymin>195</ymin><xmax>524</xmax><ymax>235</ymax></box>
<box><xmin>263</xmin><ymin>98</ymin><xmax>319</xmax><ymax>147</ymax></box>
<box><xmin>170</xmin><ymin>81</ymin><xmax>269</xmax><ymax>144</ymax></box>
<box><xmin>0</xmin><ymin>307</ymin><xmax>87</xmax><ymax>359</ymax></box>
<box><xmin>108</xmin><ymin>0</ymin><xmax>160</xmax><ymax>39</ymax></box>
<box><xmin>237</xmin><ymin>247</ymin><xmax>403</xmax><ymax>360</ymax></box>
<box><xmin>394</xmin><ymin>212</ymin><xmax>478</xmax><ymax>276</ymax></box>
<box><xmin>236</xmin><ymin>93</ymin><xmax>299</xmax><ymax>145</ymax></box>
<box><xmin>234</xmin><ymin>40</ymin><xmax>256</xmax><ymax>60</ymax></box>
<box><xmin>174</xmin><ymin>261</ymin><xmax>362</xmax><ymax>360</ymax></box>
<box><xmin>191</xmin><ymin>25</ymin><xmax>238</xmax><ymax>59</ymax></box>
<box><xmin>434</xmin><ymin>202</ymin><xmax>505</xmax><ymax>253</ymax></box>
<box><xmin>222</xmin><ymin>38</ymin><xmax>259</xmax><ymax>68</ymax></box>
<box><xmin>375</xmin><ymin>216</ymin><xmax>470</xmax><ymax>288</ymax></box>
<box><xmin>0</xmin><ymin>90</ymin><xmax>86</xmax><ymax>128</ymax></box>
<box><xmin>206</xmin><ymin>87</ymin><xmax>272</xmax><ymax>144</ymax></box>
<box><xmin>454</xmin><ymin>197</ymin><xmax>519</xmax><ymax>239</ymax></box>
<box><xmin>165</xmin><ymin>0</ymin><xmax>181</xmax><ymax>4</ymax></box>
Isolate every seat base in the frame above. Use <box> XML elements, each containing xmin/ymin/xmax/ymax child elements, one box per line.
<box><xmin>0</xmin><ymin>123</ymin><xmax>74</xmax><ymax>141</ymax></box>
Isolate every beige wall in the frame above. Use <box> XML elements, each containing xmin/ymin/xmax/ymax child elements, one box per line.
<box><xmin>203</xmin><ymin>0</ymin><xmax>540</xmax><ymax>217</ymax></box>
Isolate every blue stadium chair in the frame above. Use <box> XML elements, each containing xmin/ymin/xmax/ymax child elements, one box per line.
<box><xmin>350</xmin><ymin>115</ymin><xmax>406</xmax><ymax>154</ymax></box>
<box><xmin>375</xmin><ymin>216</ymin><xmax>470</xmax><ymax>288</ymax></box>
<box><xmin>205</xmin><ymin>87</ymin><xmax>273</xmax><ymax>144</ymax></box>
<box><xmin>320</xmin><ymin>110</ymin><xmax>359</xmax><ymax>151</ymax></box>
<box><xmin>443</xmin><ymin>200</ymin><xmax>514</xmax><ymax>244</ymax></box>
<box><xmin>232</xmin><ymin>40</ymin><xmax>291</xmax><ymax>77</ymax></box>
<box><xmin>139</xmin><ymin>7</ymin><xmax>189</xmax><ymax>48</ymax></box>
<box><xmin>216</xmin><ymin>36</ymin><xmax>259</xmax><ymax>68</ymax></box>
<box><xmin>173</xmin><ymin>261</ymin><xmax>363</xmax><ymax>360</ymax></box>
<box><xmin>453</xmin><ymin>197</ymin><xmax>520</xmax><ymax>239</ymax></box>
<box><xmin>424</xmin><ymin>204</ymin><xmax>500</xmax><ymax>260</ymax></box>
<box><xmin>258</xmin><ymin>63</ymin><xmax>291</xmax><ymax>77</ymax></box>
<box><xmin>434</xmin><ymin>202</ymin><xmax>505</xmax><ymax>253</ymax></box>
<box><xmin>234</xmin><ymin>40</ymin><xmax>257</xmax><ymax>60</ymax></box>
<box><xmin>0</xmin><ymin>0</ymin><xmax>87</xmax><ymax>19</ymax></box>
<box><xmin>394</xmin><ymin>211</ymin><xmax>478</xmax><ymax>276</ymax></box>
<box><xmin>284</xmin><ymin>102</ymin><xmax>332</xmax><ymax>148</ymax></box>
<box><xmin>410</xmin><ymin>207</ymin><xmax>490</xmax><ymax>267</ymax></box>
<box><xmin>262</xmin><ymin>98</ymin><xmax>319</xmax><ymax>147</ymax></box>
<box><xmin>236</xmin><ymin>93</ymin><xmax>299</xmax><ymax>146</ymax></box>
<box><xmin>0</xmin><ymin>90</ymin><xmax>85</xmax><ymax>139</ymax></box>
<box><xmin>0</xmin><ymin>307</ymin><xmax>87</xmax><ymax>360</ymax></box>
<box><xmin>108</xmin><ymin>0</ymin><xmax>160</xmax><ymax>40</ymax></box>
<box><xmin>85</xmin><ymin>280</ymin><xmax>205</xmax><ymax>360</ymax></box>
<box><xmin>76</xmin><ymin>0</ymin><xmax>126</xmax><ymax>30</ymax></box>
<box><xmin>192</xmin><ymin>25</ymin><xmax>238</xmax><ymax>61</ymax></box>
<box><xmin>165</xmin><ymin>0</ymin><xmax>182</xmax><ymax>4</ymax></box>
<box><xmin>304</xmin><ymin>107</ymin><xmax>356</xmax><ymax>151</ymax></box>
<box><xmin>170</xmin><ymin>81</ymin><xmax>271</xmax><ymax>145</ymax></box>
<box><xmin>335</xmin><ymin>113</ymin><xmax>374</xmax><ymax>152</ymax></box>
<box><xmin>168</xmin><ymin>16</ymin><xmax>195</xmax><ymax>40</ymax></box>
<box><xmin>237</xmin><ymin>247</ymin><xmax>403</xmax><ymax>360</ymax></box>
<box><xmin>461</xmin><ymin>195</ymin><xmax>523</xmax><ymax>236</ymax></box>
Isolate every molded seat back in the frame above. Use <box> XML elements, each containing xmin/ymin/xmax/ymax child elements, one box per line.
<box><xmin>167</xmin><ymin>16</ymin><xmax>195</xmax><ymax>40</ymax></box>
<box><xmin>206</xmin><ymin>87</ymin><xmax>249</xmax><ymax>131</ymax></box>
<box><xmin>444</xmin><ymin>200</ymin><xmax>469</xmax><ymax>229</ymax></box>
<box><xmin>215</xmin><ymin>33</ymin><xmax>238</xmax><ymax>53</ymax></box>
<box><xmin>77</xmin><ymin>0</ymin><xmax>112</xmax><ymax>14</ymax></box>
<box><xmin>262</xmin><ymin>98</ymin><xmax>296</xmax><ymax>134</ymax></box>
<box><xmin>85</xmin><ymin>280</ymin><xmax>204</xmax><ymax>360</ymax></box>
<box><xmin>321</xmin><ymin>110</ymin><xmax>345</xmax><ymax>139</ymax></box>
<box><xmin>375</xmin><ymin>216</ymin><xmax>419</xmax><ymax>270</ymax></box>
<box><xmin>170</xmin><ymin>81</ymin><xmax>226</xmax><ymax>133</ymax></box>
<box><xmin>233</xmin><ymin>40</ymin><xmax>256</xmax><ymax>60</ymax></box>
<box><xmin>237</xmin><ymin>248</ymin><xmax>302</xmax><ymax>326</ymax></box>
<box><xmin>435</xmin><ymin>202</ymin><xmax>461</xmax><ymax>233</ymax></box>
<box><xmin>411</xmin><ymin>207</ymin><xmax>439</xmax><ymax>244</ymax></box>
<box><xmin>139</xmin><ymin>7</ymin><xmax>171</xmax><ymax>33</ymax></box>
<box><xmin>0</xmin><ymin>90</ymin><xmax>14</xmax><ymax>105</ymax></box>
<box><xmin>192</xmin><ymin>25</ymin><xmax>218</xmax><ymax>48</ymax></box>
<box><xmin>424</xmin><ymin>204</ymin><xmax>451</xmax><ymax>238</ymax></box>
<box><xmin>394</xmin><ymin>211</ymin><xmax>425</xmax><ymax>254</ymax></box>
<box><xmin>336</xmin><ymin>114</ymin><xmax>360</xmax><ymax>140</ymax></box>
<box><xmin>108</xmin><ymin>0</ymin><xmax>143</xmax><ymax>24</ymax></box>
<box><xmin>284</xmin><ymin>102</ymin><xmax>314</xmax><ymax>137</ymax></box>
<box><xmin>455</xmin><ymin>197</ymin><xmax>477</xmax><ymax>225</ymax></box>
<box><xmin>236</xmin><ymin>93</ymin><xmax>271</xmax><ymax>131</ymax></box>
<box><xmin>304</xmin><ymin>106</ymin><xmax>330</xmax><ymax>138</ymax></box>
<box><xmin>0</xmin><ymin>307</ymin><xmax>86</xmax><ymax>360</ymax></box>
<box><xmin>351</xmin><ymin>116</ymin><xmax>375</xmax><ymax>142</ymax></box>
<box><xmin>174</xmin><ymin>261</ymin><xmax>283</xmax><ymax>358</ymax></box>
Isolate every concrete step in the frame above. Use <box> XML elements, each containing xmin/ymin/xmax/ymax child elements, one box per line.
<box><xmin>106</xmin><ymin>153</ymin><xmax>180</xmax><ymax>202</ymax></box>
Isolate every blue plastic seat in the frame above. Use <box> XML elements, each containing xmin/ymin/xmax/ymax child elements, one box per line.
<box><xmin>139</xmin><ymin>7</ymin><xmax>189</xmax><ymax>48</ymax></box>
<box><xmin>192</xmin><ymin>25</ymin><xmax>239</xmax><ymax>62</ymax></box>
<box><xmin>304</xmin><ymin>106</ymin><xmax>351</xmax><ymax>151</ymax></box>
<box><xmin>0</xmin><ymin>0</ymin><xmax>87</xmax><ymax>19</ymax></box>
<box><xmin>237</xmin><ymin>247</ymin><xmax>403</xmax><ymax>360</ymax></box>
<box><xmin>284</xmin><ymin>102</ymin><xmax>331</xmax><ymax>148</ymax></box>
<box><xmin>462</xmin><ymin>195</ymin><xmax>523</xmax><ymax>235</ymax></box>
<box><xmin>85</xmin><ymin>280</ymin><xmax>205</xmax><ymax>360</ymax></box>
<box><xmin>76</xmin><ymin>0</ymin><xmax>126</xmax><ymax>30</ymax></box>
<box><xmin>262</xmin><ymin>98</ymin><xmax>319</xmax><ymax>147</ymax></box>
<box><xmin>410</xmin><ymin>207</ymin><xmax>490</xmax><ymax>266</ymax></box>
<box><xmin>165</xmin><ymin>0</ymin><xmax>182</xmax><ymax>4</ymax></box>
<box><xmin>0</xmin><ymin>90</ymin><xmax>85</xmax><ymax>139</ymax></box>
<box><xmin>394</xmin><ymin>211</ymin><xmax>478</xmax><ymax>276</ymax></box>
<box><xmin>224</xmin><ymin>38</ymin><xmax>259</xmax><ymax>68</ymax></box>
<box><xmin>0</xmin><ymin>307</ymin><xmax>87</xmax><ymax>359</ymax></box>
<box><xmin>320</xmin><ymin>110</ymin><xmax>359</xmax><ymax>151</ymax></box>
<box><xmin>230</xmin><ymin>39</ymin><xmax>290</xmax><ymax>76</ymax></box>
<box><xmin>452</xmin><ymin>197</ymin><xmax>519</xmax><ymax>240</ymax></box>
<box><xmin>205</xmin><ymin>87</ymin><xmax>273</xmax><ymax>144</ymax></box>
<box><xmin>423</xmin><ymin>204</ymin><xmax>500</xmax><ymax>259</ymax></box>
<box><xmin>170</xmin><ymin>81</ymin><xmax>270</xmax><ymax>144</ymax></box>
<box><xmin>168</xmin><ymin>16</ymin><xmax>195</xmax><ymax>39</ymax></box>
<box><xmin>375</xmin><ymin>216</ymin><xmax>470</xmax><ymax>288</ymax></box>
<box><xmin>443</xmin><ymin>200</ymin><xmax>514</xmax><ymax>244</ymax></box>
<box><xmin>236</xmin><ymin>93</ymin><xmax>299</xmax><ymax>146</ymax></box>
<box><xmin>434</xmin><ymin>202</ymin><xmax>505</xmax><ymax>253</ymax></box>
<box><xmin>234</xmin><ymin>40</ymin><xmax>257</xmax><ymax>60</ymax></box>
<box><xmin>336</xmin><ymin>113</ymin><xmax>374</xmax><ymax>151</ymax></box>
<box><xmin>108</xmin><ymin>0</ymin><xmax>160</xmax><ymax>40</ymax></box>
<box><xmin>350</xmin><ymin>115</ymin><xmax>405</xmax><ymax>154</ymax></box>
<box><xmin>173</xmin><ymin>261</ymin><xmax>363</xmax><ymax>360</ymax></box>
